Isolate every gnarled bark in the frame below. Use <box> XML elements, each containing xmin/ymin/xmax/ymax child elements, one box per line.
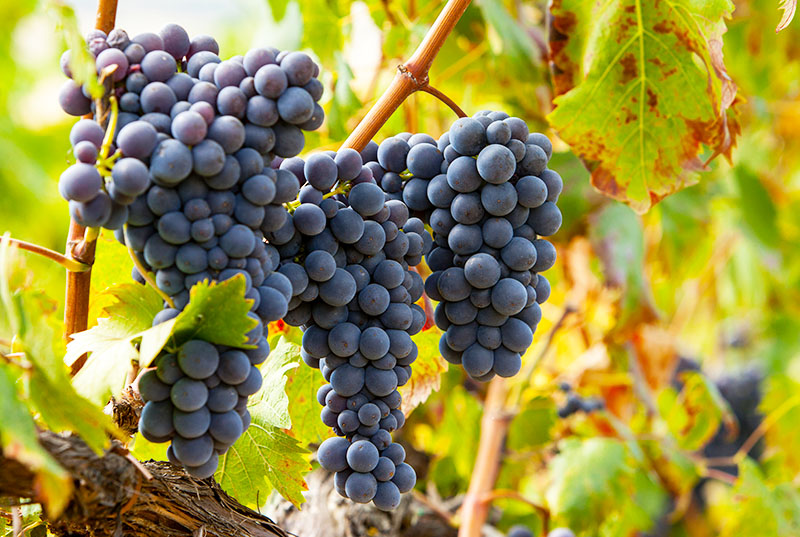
<box><xmin>0</xmin><ymin>431</ymin><xmax>288</xmax><ymax>537</ymax></box>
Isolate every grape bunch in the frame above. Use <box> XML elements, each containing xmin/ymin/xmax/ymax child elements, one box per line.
<box><xmin>57</xmin><ymin>24</ymin><xmax>326</xmax><ymax>478</ymax></box>
<box><xmin>136</xmin><ymin>338</ymin><xmax>267</xmax><ymax>478</ymax></box>
<box><xmin>364</xmin><ymin>112</ymin><xmax>561</xmax><ymax>380</ymax></box>
<box><xmin>260</xmin><ymin>149</ymin><xmax>430</xmax><ymax>509</ymax></box>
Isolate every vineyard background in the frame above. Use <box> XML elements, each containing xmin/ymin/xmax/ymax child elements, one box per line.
<box><xmin>2</xmin><ymin>0</ymin><xmax>800</xmax><ymax>535</ymax></box>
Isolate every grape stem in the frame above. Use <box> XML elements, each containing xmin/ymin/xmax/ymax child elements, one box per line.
<box><xmin>340</xmin><ymin>0</ymin><xmax>473</xmax><ymax>151</ymax></box>
<box><xmin>0</xmin><ymin>236</ymin><xmax>90</xmax><ymax>273</ymax></box>
<box><xmin>418</xmin><ymin>84</ymin><xmax>467</xmax><ymax>118</ymax></box>
<box><xmin>95</xmin><ymin>0</ymin><xmax>117</xmax><ymax>33</ymax></box>
<box><xmin>65</xmin><ymin>0</ymin><xmax>118</xmax><ymax>373</ymax></box>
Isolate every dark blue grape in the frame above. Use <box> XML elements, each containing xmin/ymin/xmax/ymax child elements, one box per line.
<box><xmin>173</xmin><ymin>407</ymin><xmax>210</xmax><ymax>439</ymax></box>
<box><xmin>170</xmin><ymin>377</ymin><xmax>208</xmax><ymax>412</ymax></box>
<box><xmin>345</xmin><ymin>472</ymin><xmax>377</xmax><ymax>503</ymax></box>
<box><xmin>318</xmin><ymin>436</ymin><xmax>350</xmax><ymax>472</ymax></box>
<box><xmin>139</xmin><ymin>400</ymin><xmax>174</xmax><ymax>439</ymax></box>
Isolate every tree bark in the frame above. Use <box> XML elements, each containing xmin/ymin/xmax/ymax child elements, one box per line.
<box><xmin>0</xmin><ymin>431</ymin><xmax>289</xmax><ymax>537</ymax></box>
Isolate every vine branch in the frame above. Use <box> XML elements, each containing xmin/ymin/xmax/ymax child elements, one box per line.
<box><xmin>0</xmin><ymin>236</ymin><xmax>90</xmax><ymax>272</ymax></box>
<box><xmin>341</xmin><ymin>0</ymin><xmax>472</xmax><ymax>151</ymax></box>
<box><xmin>64</xmin><ymin>0</ymin><xmax>118</xmax><ymax>365</ymax></box>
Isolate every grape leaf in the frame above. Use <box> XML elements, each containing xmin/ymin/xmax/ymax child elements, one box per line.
<box><xmin>283</xmin><ymin>341</ymin><xmax>329</xmax><ymax>447</ymax></box>
<box><xmin>248</xmin><ymin>337</ymin><xmax>298</xmax><ymax>430</ymax></box>
<box><xmin>88</xmin><ymin>231</ymin><xmax>135</xmax><ymax>326</ymax></box>
<box><xmin>589</xmin><ymin>203</ymin><xmax>657</xmax><ymax>329</ymax></box>
<box><xmin>777</xmin><ymin>0</ymin><xmax>797</xmax><ymax>32</ymax></box>
<box><xmin>162</xmin><ymin>276</ymin><xmax>258</xmax><ymax>357</ymax></box>
<box><xmin>401</xmin><ymin>329</ymin><xmax>448</xmax><ymax>414</ymax></box>
<box><xmin>0</xmin><ymin>366</ymin><xmax>72</xmax><ymax>518</ymax></box>
<box><xmin>507</xmin><ymin>397</ymin><xmax>557</xmax><ymax>451</ymax></box>
<box><xmin>719</xmin><ymin>459</ymin><xmax>800</xmax><ymax>537</ymax></box>
<box><xmin>68</xmin><ymin>284</ymin><xmax>161</xmax><ymax>404</ymax></box>
<box><xmin>326</xmin><ymin>52</ymin><xmax>361</xmax><ymax>141</ymax></box>
<box><xmin>545</xmin><ymin>437</ymin><xmax>665</xmax><ymax>533</ymax></box>
<box><xmin>216</xmin><ymin>424</ymin><xmax>310</xmax><ymax>509</ymax></box>
<box><xmin>477</xmin><ymin>0</ymin><xmax>540</xmax><ymax>69</ymax></box>
<box><xmin>657</xmin><ymin>370</ymin><xmax>732</xmax><ymax>451</ymax></box>
<box><xmin>216</xmin><ymin>336</ymin><xmax>310</xmax><ymax>508</ymax></box>
<box><xmin>0</xmin><ymin>270</ymin><xmax>122</xmax><ymax>454</ymax></box>
<box><xmin>548</xmin><ymin>0</ymin><xmax>740</xmax><ymax>213</ymax></box>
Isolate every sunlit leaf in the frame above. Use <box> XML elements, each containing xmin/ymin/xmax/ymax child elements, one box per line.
<box><xmin>548</xmin><ymin>0</ymin><xmax>740</xmax><ymax>212</ymax></box>
<box><xmin>216</xmin><ymin>424</ymin><xmax>310</xmax><ymax>509</ymax></box>
<box><xmin>401</xmin><ymin>329</ymin><xmax>447</xmax><ymax>414</ymax></box>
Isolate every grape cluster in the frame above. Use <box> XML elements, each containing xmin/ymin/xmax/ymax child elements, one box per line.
<box><xmin>57</xmin><ymin>25</ymin><xmax>326</xmax><ymax>478</ymax></box>
<box><xmin>262</xmin><ymin>150</ymin><xmax>430</xmax><ymax>509</ymax></box>
<box><xmin>365</xmin><ymin>112</ymin><xmax>561</xmax><ymax>380</ymax></box>
<box><xmin>58</xmin><ymin>23</ymin><xmax>322</xmax><ymax>231</ymax></box>
<box><xmin>557</xmin><ymin>384</ymin><xmax>604</xmax><ymax>418</ymax></box>
<box><xmin>137</xmin><ymin>338</ymin><xmax>267</xmax><ymax>478</ymax></box>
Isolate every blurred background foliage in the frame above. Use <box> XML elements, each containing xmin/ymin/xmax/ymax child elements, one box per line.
<box><xmin>1</xmin><ymin>0</ymin><xmax>800</xmax><ymax>534</ymax></box>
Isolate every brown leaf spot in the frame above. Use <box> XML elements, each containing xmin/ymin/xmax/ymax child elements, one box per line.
<box><xmin>646</xmin><ymin>87</ymin><xmax>658</xmax><ymax>111</ymax></box>
<box><xmin>620</xmin><ymin>53</ymin><xmax>638</xmax><ymax>84</ymax></box>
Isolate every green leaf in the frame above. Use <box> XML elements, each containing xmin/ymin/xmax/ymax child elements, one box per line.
<box><xmin>268</xmin><ymin>0</ymin><xmax>290</xmax><ymax>22</ymax></box>
<box><xmin>298</xmin><ymin>0</ymin><xmax>342</xmax><ymax>65</ymax></box>
<box><xmin>163</xmin><ymin>276</ymin><xmax>257</xmax><ymax>357</ymax></box>
<box><xmin>476</xmin><ymin>0</ymin><xmax>539</xmax><ymax>68</ymax></box>
<box><xmin>657</xmin><ymin>371</ymin><xmax>730</xmax><ymax>451</ymax></box>
<box><xmin>545</xmin><ymin>437</ymin><xmax>666</xmax><ymax>533</ymax></box>
<box><xmin>248</xmin><ymin>337</ymin><xmax>298</xmax><ymax>430</ymax></box>
<box><xmin>589</xmin><ymin>203</ymin><xmax>654</xmax><ymax>328</ymax></box>
<box><xmin>216</xmin><ymin>424</ymin><xmax>310</xmax><ymax>509</ymax></box>
<box><xmin>130</xmin><ymin>434</ymin><xmax>168</xmax><ymax>462</ymax></box>
<box><xmin>216</xmin><ymin>336</ymin><xmax>310</xmax><ymax>508</ymax></box>
<box><xmin>67</xmin><ymin>284</ymin><xmax>161</xmax><ymax>404</ymax></box>
<box><xmin>507</xmin><ymin>397</ymin><xmax>557</xmax><ymax>451</ymax></box>
<box><xmin>0</xmin><ymin>246</ymin><xmax>122</xmax><ymax>455</ymax></box>
<box><xmin>548</xmin><ymin>0</ymin><xmax>739</xmax><ymax>212</ymax></box>
<box><xmin>400</xmin><ymin>329</ymin><xmax>448</xmax><ymax>414</ymax></box>
<box><xmin>47</xmin><ymin>2</ymin><xmax>103</xmax><ymax>99</ymax></box>
<box><xmin>0</xmin><ymin>365</ymin><xmax>72</xmax><ymax>518</ymax></box>
<box><xmin>546</xmin><ymin>437</ymin><xmax>630</xmax><ymax>526</ymax></box>
<box><xmin>734</xmin><ymin>166</ymin><xmax>780</xmax><ymax>249</ymax></box>
<box><xmin>719</xmin><ymin>459</ymin><xmax>800</xmax><ymax>537</ymax></box>
<box><xmin>283</xmin><ymin>342</ymin><xmax>329</xmax><ymax>447</ymax></box>
<box><xmin>326</xmin><ymin>52</ymin><xmax>361</xmax><ymax>141</ymax></box>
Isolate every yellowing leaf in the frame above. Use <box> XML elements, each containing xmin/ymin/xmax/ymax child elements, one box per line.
<box><xmin>401</xmin><ymin>329</ymin><xmax>448</xmax><ymax>414</ymax></box>
<box><xmin>548</xmin><ymin>0</ymin><xmax>739</xmax><ymax>212</ymax></box>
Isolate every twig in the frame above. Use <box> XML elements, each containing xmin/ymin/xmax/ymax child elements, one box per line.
<box><xmin>458</xmin><ymin>378</ymin><xmax>513</xmax><ymax>537</ymax></box>
<box><xmin>94</xmin><ymin>0</ymin><xmax>118</xmax><ymax>33</ymax></box>
<box><xmin>702</xmin><ymin>467</ymin><xmax>737</xmax><ymax>486</ymax></box>
<box><xmin>341</xmin><ymin>0</ymin><xmax>472</xmax><ymax>151</ymax></box>
<box><xmin>479</xmin><ymin>489</ymin><xmax>550</xmax><ymax>533</ymax></box>
<box><xmin>733</xmin><ymin>393</ymin><xmax>800</xmax><ymax>464</ymax></box>
<box><xmin>0</xmin><ymin>236</ymin><xmax>90</xmax><ymax>272</ymax></box>
<box><xmin>509</xmin><ymin>305</ymin><xmax>574</xmax><ymax>408</ymax></box>
<box><xmin>411</xmin><ymin>490</ymin><xmax>454</xmax><ymax>524</ymax></box>
<box><xmin>418</xmin><ymin>84</ymin><xmax>467</xmax><ymax>117</ymax></box>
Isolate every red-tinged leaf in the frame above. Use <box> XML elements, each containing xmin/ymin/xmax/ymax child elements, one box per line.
<box><xmin>777</xmin><ymin>0</ymin><xmax>797</xmax><ymax>32</ymax></box>
<box><xmin>548</xmin><ymin>0</ymin><xmax>740</xmax><ymax>213</ymax></box>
